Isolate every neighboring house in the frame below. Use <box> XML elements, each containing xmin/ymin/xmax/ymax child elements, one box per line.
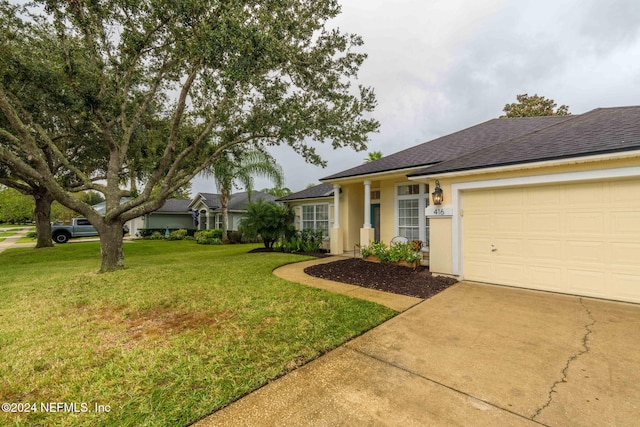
<box><xmin>139</xmin><ymin>198</ymin><xmax>194</xmax><ymax>232</ymax></box>
<box><xmin>188</xmin><ymin>191</ymin><xmax>277</xmax><ymax>231</ymax></box>
<box><xmin>100</xmin><ymin>191</ymin><xmax>276</xmax><ymax>236</ymax></box>
<box><xmin>281</xmin><ymin>106</ymin><xmax>640</xmax><ymax>304</ymax></box>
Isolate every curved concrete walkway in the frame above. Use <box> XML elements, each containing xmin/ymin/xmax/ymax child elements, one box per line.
<box><xmin>273</xmin><ymin>256</ymin><xmax>422</xmax><ymax>312</ymax></box>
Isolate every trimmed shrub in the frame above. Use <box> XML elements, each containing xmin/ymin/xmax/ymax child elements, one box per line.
<box><xmin>361</xmin><ymin>241</ymin><xmax>420</xmax><ymax>264</ymax></box>
<box><xmin>168</xmin><ymin>229</ymin><xmax>188</xmax><ymax>240</ymax></box>
<box><xmin>145</xmin><ymin>231</ymin><xmax>165</xmax><ymax>240</ymax></box>
<box><xmin>195</xmin><ymin>230</ymin><xmax>223</xmax><ymax>245</ymax></box>
<box><xmin>138</xmin><ymin>228</ymin><xmax>197</xmax><ymax>238</ymax></box>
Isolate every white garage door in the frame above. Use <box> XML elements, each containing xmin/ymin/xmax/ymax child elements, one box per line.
<box><xmin>462</xmin><ymin>178</ymin><xmax>640</xmax><ymax>303</ymax></box>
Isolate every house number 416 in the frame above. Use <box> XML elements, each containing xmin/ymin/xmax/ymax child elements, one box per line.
<box><xmin>433</xmin><ymin>208</ymin><xmax>445</xmax><ymax>215</ymax></box>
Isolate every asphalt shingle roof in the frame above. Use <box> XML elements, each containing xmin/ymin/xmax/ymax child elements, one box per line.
<box><xmin>321</xmin><ymin>115</ymin><xmax>571</xmax><ymax>181</ymax></box>
<box><xmin>276</xmin><ymin>183</ymin><xmax>335</xmax><ymax>201</ymax></box>
<box><xmin>227</xmin><ymin>191</ymin><xmax>276</xmax><ymax>210</ymax></box>
<box><xmin>189</xmin><ymin>191</ymin><xmax>276</xmax><ymax>211</ymax></box>
<box><xmin>410</xmin><ymin>106</ymin><xmax>640</xmax><ymax>176</ymax></box>
<box><xmin>156</xmin><ymin>198</ymin><xmax>192</xmax><ymax>213</ymax></box>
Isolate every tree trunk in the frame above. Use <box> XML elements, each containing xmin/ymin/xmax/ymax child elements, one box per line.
<box><xmin>221</xmin><ymin>189</ymin><xmax>229</xmax><ymax>241</ymax></box>
<box><xmin>33</xmin><ymin>188</ymin><xmax>54</xmax><ymax>248</ymax></box>
<box><xmin>99</xmin><ymin>223</ymin><xmax>125</xmax><ymax>272</ymax></box>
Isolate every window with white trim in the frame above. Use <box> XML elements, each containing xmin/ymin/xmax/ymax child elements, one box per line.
<box><xmin>396</xmin><ymin>184</ymin><xmax>430</xmax><ymax>246</ymax></box>
<box><xmin>302</xmin><ymin>204</ymin><xmax>329</xmax><ymax>236</ymax></box>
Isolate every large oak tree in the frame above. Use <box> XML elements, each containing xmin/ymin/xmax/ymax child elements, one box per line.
<box><xmin>0</xmin><ymin>0</ymin><xmax>378</xmax><ymax>271</ymax></box>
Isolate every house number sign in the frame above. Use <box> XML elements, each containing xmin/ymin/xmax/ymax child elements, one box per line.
<box><xmin>425</xmin><ymin>205</ymin><xmax>453</xmax><ymax>218</ymax></box>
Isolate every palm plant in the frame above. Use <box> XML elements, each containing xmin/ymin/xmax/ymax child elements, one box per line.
<box><xmin>364</xmin><ymin>151</ymin><xmax>382</xmax><ymax>163</ymax></box>
<box><xmin>205</xmin><ymin>148</ymin><xmax>284</xmax><ymax>240</ymax></box>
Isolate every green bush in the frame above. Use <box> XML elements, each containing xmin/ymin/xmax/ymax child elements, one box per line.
<box><xmin>145</xmin><ymin>231</ymin><xmax>165</xmax><ymax>240</ymax></box>
<box><xmin>361</xmin><ymin>241</ymin><xmax>420</xmax><ymax>264</ymax></box>
<box><xmin>276</xmin><ymin>229</ymin><xmax>324</xmax><ymax>253</ymax></box>
<box><xmin>168</xmin><ymin>229</ymin><xmax>188</xmax><ymax>240</ymax></box>
<box><xmin>195</xmin><ymin>230</ymin><xmax>223</xmax><ymax>245</ymax></box>
<box><xmin>26</xmin><ymin>231</ymin><xmax>38</xmax><ymax>239</ymax></box>
<box><xmin>239</xmin><ymin>200</ymin><xmax>294</xmax><ymax>248</ymax></box>
<box><xmin>138</xmin><ymin>228</ymin><xmax>198</xmax><ymax>238</ymax></box>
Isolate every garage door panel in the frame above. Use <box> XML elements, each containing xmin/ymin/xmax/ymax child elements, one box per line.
<box><xmin>527</xmin><ymin>239</ymin><xmax>561</xmax><ymax>260</ymax></box>
<box><xmin>610</xmin><ymin>242</ymin><xmax>640</xmax><ymax>266</ymax></box>
<box><xmin>565</xmin><ymin>212</ymin><xmax>604</xmax><ymax>234</ymax></box>
<box><xmin>565</xmin><ymin>182</ymin><xmax>600</xmax><ymax>206</ymax></box>
<box><xmin>493</xmin><ymin>214</ymin><xmax>523</xmax><ymax>233</ymax></box>
<box><xmin>492</xmin><ymin>262</ymin><xmax>524</xmax><ymax>285</ymax></box>
<box><xmin>525</xmin><ymin>265</ymin><xmax>564</xmax><ymax>291</ymax></box>
<box><xmin>494</xmin><ymin>188</ymin><xmax>524</xmax><ymax>206</ymax></box>
<box><xmin>611</xmin><ymin>273</ymin><xmax>640</xmax><ymax>303</ymax></box>
<box><xmin>493</xmin><ymin>238</ymin><xmax>524</xmax><ymax>257</ymax></box>
<box><xmin>565</xmin><ymin>240</ymin><xmax>605</xmax><ymax>263</ymax></box>
<box><xmin>609</xmin><ymin>180</ymin><xmax>640</xmax><ymax>204</ymax></box>
<box><xmin>527</xmin><ymin>186</ymin><xmax>561</xmax><ymax>206</ymax></box>
<box><xmin>567</xmin><ymin>269</ymin><xmax>606</xmax><ymax>295</ymax></box>
<box><xmin>465</xmin><ymin>237</ymin><xmax>491</xmax><ymax>256</ymax></box>
<box><xmin>526</xmin><ymin>213</ymin><xmax>563</xmax><ymax>233</ymax></box>
<box><xmin>610</xmin><ymin>212</ymin><xmax>640</xmax><ymax>234</ymax></box>
<box><xmin>464</xmin><ymin>214</ymin><xmax>491</xmax><ymax>233</ymax></box>
<box><xmin>462</xmin><ymin>178</ymin><xmax>640</xmax><ymax>303</ymax></box>
<box><xmin>465</xmin><ymin>260</ymin><xmax>492</xmax><ymax>282</ymax></box>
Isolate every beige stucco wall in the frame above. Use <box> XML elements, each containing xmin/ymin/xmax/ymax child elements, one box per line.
<box><xmin>343</xmin><ymin>183</ymin><xmax>364</xmax><ymax>251</ymax></box>
<box><xmin>428</xmin><ymin>218</ymin><xmax>452</xmax><ymax>274</ymax></box>
<box><xmin>379</xmin><ymin>180</ymin><xmax>397</xmax><ymax>244</ymax></box>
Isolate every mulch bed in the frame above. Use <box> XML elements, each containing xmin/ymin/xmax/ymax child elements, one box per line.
<box><xmin>304</xmin><ymin>258</ymin><xmax>458</xmax><ymax>299</ymax></box>
<box><xmin>248</xmin><ymin>247</ymin><xmax>458</xmax><ymax>299</ymax></box>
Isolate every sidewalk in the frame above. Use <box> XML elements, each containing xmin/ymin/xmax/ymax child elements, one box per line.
<box><xmin>0</xmin><ymin>227</ymin><xmax>34</xmax><ymax>254</ymax></box>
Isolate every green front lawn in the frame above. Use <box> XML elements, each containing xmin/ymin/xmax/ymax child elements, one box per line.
<box><xmin>0</xmin><ymin>241</ymin><xmax>395</xmax><ymax>426</ymax></box>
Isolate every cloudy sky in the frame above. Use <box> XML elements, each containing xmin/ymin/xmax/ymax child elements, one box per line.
<box><xmin>191</xmin><ymin>0</ymin><xmax>640</xmax><ymax>194</ymax></box>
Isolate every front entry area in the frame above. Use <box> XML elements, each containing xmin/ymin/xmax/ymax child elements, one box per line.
<box><xmin>462</xmin><ymin>178</ymin><xmax>640</xmax><ymax>303</ymax></box>
<box><xmin>371</xmin><ymin>203</ymin><xmax>380</xmax><ymax>242</ymax></box>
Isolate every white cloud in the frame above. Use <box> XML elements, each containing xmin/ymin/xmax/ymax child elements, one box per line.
<box><xmin>191</xmin><ymin>0</ymin><xmax>640</xmax><ymax>195</ymax></box>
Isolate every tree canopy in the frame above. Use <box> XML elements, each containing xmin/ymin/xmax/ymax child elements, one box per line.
<box><xmin>501</xmin><ymin>93</ymin><xmax>570</xmax><ymax>118</ymax></box>
<box><xmin>0</xmin><ymin>0</ymin><xmax>379</xmax><ymax>271</ymax></box>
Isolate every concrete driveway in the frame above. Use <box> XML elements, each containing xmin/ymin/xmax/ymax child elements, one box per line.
<box><xmin>195</xmin><ymin>282</ymin><xmax>640</xmax><ymax>426</ymax></box>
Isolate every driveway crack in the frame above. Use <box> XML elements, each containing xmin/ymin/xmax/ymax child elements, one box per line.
<box><xmin>532</xmin><ymin>298</ymin><xmax>595</xmax><ymax>421</ymax></box>
<box><xmin>348</xmin><ymin>346</ymin><xmax>549</xmax><ymax>425</ymax></box>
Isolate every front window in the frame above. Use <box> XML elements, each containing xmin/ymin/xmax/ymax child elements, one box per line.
<box><xmin>302</xmin><ymin>204</ymin><xmax>329</xmax><ymax>236</ymax></box>
<box><xmin>398</xmin><ymin>199</ymin><xmax>420</xmax><ymax>240</ymax></box>
<box><xmin>396</xmin><ymin>184</ymin><xmax>430</xmax><ymax>246</ymax></box>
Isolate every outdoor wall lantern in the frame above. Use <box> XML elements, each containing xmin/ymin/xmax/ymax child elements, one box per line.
<box><xmin>431</xmin><ymin>180</ymin><xmax>444</xmax><ymax>205</ymax></box>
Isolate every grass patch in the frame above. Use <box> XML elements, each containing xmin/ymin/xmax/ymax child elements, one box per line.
<box><xmin>16</xmin><ymin>236</ymin><xmax>36</xmax><ymax>243</ymax></box>
<box><xmin>0</xmin><ymin>241</ymin><xmax>395</xmax><ymax>426</ymax></box>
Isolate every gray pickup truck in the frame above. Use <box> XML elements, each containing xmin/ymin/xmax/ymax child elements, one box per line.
<box><xmin>51</xmin><ymin>218</ymin><xmax>128</xmax><ymax>243</ymax></box>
